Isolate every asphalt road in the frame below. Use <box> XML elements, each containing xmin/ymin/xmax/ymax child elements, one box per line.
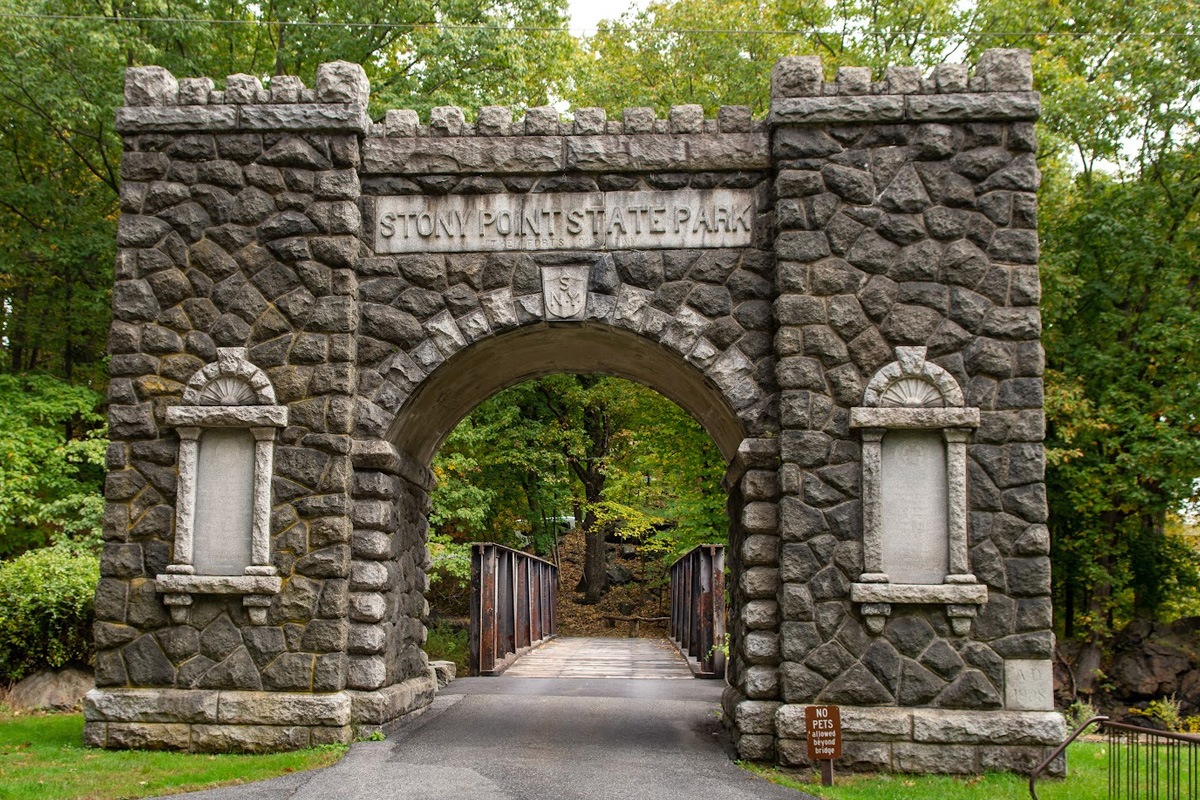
<box><xmin>159</xmin><ymin>676</ymin><xmax>812</xmax><ymax>800</ymax></box>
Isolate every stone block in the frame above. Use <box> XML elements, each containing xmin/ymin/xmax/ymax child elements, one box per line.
<box><xmin>742</xmin><ymin>599</ymin><xmax>780</xmax><ymax>630</ymax></box>
<box><xmin>776</xmin><ymin>738</ymin><xmax>811</xmax><ymax>767</ymax></box>
<box><xmin>975</xmin><ymin>49</ymin><xmax>1034</xmax><ymax>92</ymax></box>
<box><xmin>740</xmin><ymin>567</ymin><xmax>781</xmax><ymax>599</ymax></box>
<box><xmin>981</xmin><ymin>746</ymin><xmax>1063</xmax><ymax>776</ymax></box>
<box><xmin>316</xmin><ymin>61</ymin><xmax>369</xmax><ymax>104</ymax></box>
<box><xmin>893</xmin><ymin>743</ymin><xmax>977</xmax><ymax>774</ymax></box>
<box><xmin>741</xmin><ymin>502</ymin><xmax>779</xmax><ymax>533</ymax></box>
<box><xmin>1004</xmin><ymin>659</ymin><xmax>1054</xmax><ymax>710</ymax></box>
<box><xmin>718</xmin><ymin>105</ymin><xmax>752</xmax><ymax>132</ymax></box>
<box><xmin>734</xmin><ymin>699</ymin><xmax>781</xmax><ymax>735</ymax></box>
<box><xmin>573</xmin><ymin>107</ymin><xmax>606</xmax><ymax>135</ymax></box>
<box><xmin>836</xmin><ymin>67</ymin><xmax>872</xmax><ymax>94</ymax></box>
<box><xmin>348</xmin><ymin>672</ymin><xmax>437</xmax><ymax>724</ymax></box>
<box><xmin>429</xmin><ymin>106</ymin><xmax>465</xmax><ymax>137</ymax></box>
<box><xmin>772</xmin><ymin>56</ymin><xmax>824</xmax><ymax>97</ymax></box>
<box><xmin>125</xmin><ymin>66</ymin><xmax>178</xmax><ymax>106</ymax></box>
<box><xmin>347</xmin><ymin>655</ymin><xmax>387</xmax><ymax>690</ymax></box>
<box><xmin>216</xmin><ymin>690</ymin><xmax>351</xmax><ymax>726</ymax></box>
<box><xmin>736</xmin><ymin>733</ymin><xmax>775</xmax><ymax>761</ymax></box>
<box><xmin>192</xmin><ymin>723</ymin><xmax>311</xmax><ymax>752</ymax></box>
<box><xmin>622</xmin><ymin>107</ymin><xmax>655</xmax><ymax>133</ymax></box>
<box><xmin>668</xmin><ymin>104</ymin><xmax>704</xmax><ymax>133</ymax></box>
<box><xmin>741</xmin><ymin>469</ymin><xmax>781</xmax><ymax>501</ymax></box>
<box><xmin>886</xmin><ymin>66</ymin><xmax>922</xmax><ymax>94</ymax></box>
<box><xmin>743</xmin><ymin>665</ymin><xmax>779</xmax><ymax>699</ymax></box>
<box><xmin>85</xmin><ymin>688</ymin><xmax>218</xmax><ymax>723</ymax></box>
<box><xmin>523</xmin><ymin>106</ymin><xmax>559</xmax><ymax>135</ymax></box>
<box><xmin>839</xmin><ymin>741</ymin><xmax>893</xmax><ymax>771</ymax></box>
<box><xmin>386</xmin><ymin>109</ymin><xmax>419</xmax><ymax>138</ymax></box>
<box><xmin>107</xmin><ymin>722</ymin><xmax>191</xmax><ymax>750</ymax></box>
<box><xmin>743</xmin><ymin>632</ymin><xmax>781</xmax><ymax>665</ymax></box>
<box><xmin>913</xmin><ymin>708</ymin><xmax>1063</xmax><ymax>745</ymax></box>
<box><xmin>906</xmin><ymin>93</ymin><xmax>1041</xmax><ymax>123</ymax></box>
<box><xmin>772</xmin><ymin>95</ymin><xmax>905</xmax><ymax>124</ymax></box>
<box><xmin>177</xmin><ymin>77</ymin><xmax>214</xmax><ymax>105</ymax></box>
<box><xmin>741</xmin><ymin>534</ymin><xmax>781</xmax><ymax>567</ymax></box>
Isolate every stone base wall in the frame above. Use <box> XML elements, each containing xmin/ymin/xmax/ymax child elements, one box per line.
<box><xmin>723</xmin><ymin>688</ymin><xmax>1064</xmax><ymax>775</ymax></box>
<box><xmin>83</xmin><ymin>670</ymin><xmax>436</xmax><ymax>752</ymax></box>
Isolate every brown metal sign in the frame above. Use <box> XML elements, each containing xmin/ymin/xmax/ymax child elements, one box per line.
<box><xmin>805</xmin><ymin>705</ymin><xmax>842</xmax><ymax>761</ymax></box>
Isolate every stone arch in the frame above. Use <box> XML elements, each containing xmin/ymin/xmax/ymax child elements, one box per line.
<box><xmin>350</xmin><ymin>251</ymin><xmax>779</xmax><ymax>468</ymax></box>
<box><xmin>860</xmin><ymin>346</ymin><xmax>964</xmax><ymax>409</ymax></box>
<box><xmin>182</xmin><ymin>347</ymin><xmax>278</xmax><ymax>406</ymax></box>
<box><xmin>386</xmin><ymin>323</ymin><xmax>748</xmax><ymax>466</ymax></box>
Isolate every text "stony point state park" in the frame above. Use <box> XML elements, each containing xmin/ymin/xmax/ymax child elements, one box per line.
<box><xmin>374</xmin><ymin>189</ymin><xmax>756</xmax><ymax>253</ymax></box>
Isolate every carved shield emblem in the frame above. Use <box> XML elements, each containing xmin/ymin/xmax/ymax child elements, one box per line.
<box><xmin>542</xmin><ymin>266</ymin><xmax>589</xmax><ymax>320</ymax></box>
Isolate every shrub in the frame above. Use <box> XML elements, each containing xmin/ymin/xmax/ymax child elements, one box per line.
<box><xmin>425</xmin><ymin>620</ymin><xmax>469</xmax><ymax>673</ymax></box>
<box><xmin>0</xmin><ymin>542</ymin><xmax>99</xmax><ymax>682</ymax></box>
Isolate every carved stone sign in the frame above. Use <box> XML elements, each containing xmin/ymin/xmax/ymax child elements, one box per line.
<box><xmin>880</xmin><ymin>430</ymin><xmax>949</xmax><ymax>584</ymax></box>
<box><xmin>1005</xmin><ymin>659</ymin><xmax>1054</xmax><ymax>710</ymax></box>
<box><xmin>542</xmin><ymin>266</ymin><xmax>589</xmax><ymax>320</ymax></box>
<box><xmin>374</xmin><ymin>189</ymin><xmax>755</xmax><ymax>253</ymax></box>
<box><xmin>191</xmin><ymin>428</ymin><xmax>255</xmax><ymax>575</ymax></box>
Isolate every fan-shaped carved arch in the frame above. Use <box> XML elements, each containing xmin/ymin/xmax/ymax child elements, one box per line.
<box><xmin>182</xmin><ymin>347</ymin><xmax>276</xmax><ymax>406</ymax></box>
<box><xmin>861</xmin><ymin>346</ymin><xmax>964</xmax><ymax>408</ymax></box>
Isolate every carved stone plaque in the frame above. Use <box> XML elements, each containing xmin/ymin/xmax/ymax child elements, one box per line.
<box><xmin>192</xmin><ymin>428</ymin><xmax>255</xmax><ymax>575</ymax></box>
<box><xmin>541</xmin><ymin>266</ymin><xmax>589</xmax><ymax>320</ymax></box>
<box><xmin>880</xmin><ymin>430</ymin><xmax>948</xmax><ymax>584</ymax></box>
<box><xmin>374</xmin><ymin>188</ymin><xmax>755</xmax><ymax>253</ymax></box>
<box><xmin>1005</xmin><ymin>659</ymin><xmax>1054</xmax><ymax>710</ymax></box>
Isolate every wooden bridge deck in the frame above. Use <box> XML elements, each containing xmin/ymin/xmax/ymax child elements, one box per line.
<box><xmin>501</xmin><ymin>636</ymin><xmax>694</xmax><ymax>679</ymax></box>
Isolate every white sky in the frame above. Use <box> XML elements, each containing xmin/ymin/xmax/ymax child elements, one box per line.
<box><xmin>566</xmin><ymin>0</ymin><xmax>652</xmax><ymax>34</ymax></box>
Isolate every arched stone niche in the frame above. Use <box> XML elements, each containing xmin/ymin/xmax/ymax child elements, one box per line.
<box><xmin>156</xmin><ymin>348</ymin><xmax>289</xmax><ymax>625</ymax></box>
<box><xmin>849</xmin><ymin>346</ymin><xmax>987</xmax><ymax>635</ymax></box>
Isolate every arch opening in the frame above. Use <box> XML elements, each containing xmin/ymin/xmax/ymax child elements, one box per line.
<box><xmin>385</xmin><ymin>323</ymin><xmax>750</xmax><ymax>468</ymax></box>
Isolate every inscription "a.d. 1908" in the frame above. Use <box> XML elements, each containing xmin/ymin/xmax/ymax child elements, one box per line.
<box><xmin>374</xmin><ymin>189</ymin><xmax>755</xmax><ymax>254</ymax></box>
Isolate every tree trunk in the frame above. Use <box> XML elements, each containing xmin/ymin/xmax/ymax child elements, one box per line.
<box><xmin>580</xmin><ymin>468</ymin><xmax>607</xmax><ymax>603</ymax></box>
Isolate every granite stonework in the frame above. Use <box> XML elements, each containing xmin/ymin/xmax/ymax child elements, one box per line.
<box><xmin>95</xmin><ymin>51</ymin><xmax>1060</xmax><ymax>771</ymax></box>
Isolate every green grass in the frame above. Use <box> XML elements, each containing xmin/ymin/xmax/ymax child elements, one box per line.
<box><xmin>743</xmin><ymin>741</ymin><xmax>1109</xmax><ymax>800</ymax></box>
<box><xmin>0</xmin><ymin>710</ymin><xmax>345</xmax><ymax>800</ymax></box>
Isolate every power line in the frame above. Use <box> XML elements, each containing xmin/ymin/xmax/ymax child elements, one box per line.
<box><xmin>0</xmin><ymin>11</ymin><xmax>1197</xmax><ymax>39</ymax></box>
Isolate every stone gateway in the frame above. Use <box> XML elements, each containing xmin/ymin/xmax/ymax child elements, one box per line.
<box><xmin>90</xmin><ymin>51</ymin><xmax>1064</xmax><ymax>774</ymax></box>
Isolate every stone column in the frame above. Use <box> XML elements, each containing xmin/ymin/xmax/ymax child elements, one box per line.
<box><xmin>765</xmin><ymin>49</ymin><xmax>1064</xmax><ymax>774</ymax></box>
<box><xmin>86</xmin><ymin>61</ymin><xmax>430</xmax><ymax>752</ymax></box>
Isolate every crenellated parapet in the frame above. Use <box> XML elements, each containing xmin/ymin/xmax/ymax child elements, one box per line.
<box><xmin>770</xmin><ymin>50</ymin><xmax>1038</xmax><ymax>125</ymax></box>
<box><xmin>117</xmin><ymin>61</ymin><xmax>370</xmax><ymax>134</ymax></box>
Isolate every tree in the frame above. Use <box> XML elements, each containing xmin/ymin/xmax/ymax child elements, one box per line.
<box><xmin>431</xmin><ymin>375</ymin><xmax>725</xmax><ymax>604</ymax></box>
<box><xmin>567</xmin><ymin>0</ymin><xmax>1200</xmax><ymax>646</ymax></box>
<box><xmin>0</xmin><ymin>0</ymin><xmax>574</xmax><ymax>386</ymax></box>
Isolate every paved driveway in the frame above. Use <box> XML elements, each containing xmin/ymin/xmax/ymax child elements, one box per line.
<box><xmin>158</xmin><ymin>666</ymin><xmax>811</xmax><ymax>799</ymax></box>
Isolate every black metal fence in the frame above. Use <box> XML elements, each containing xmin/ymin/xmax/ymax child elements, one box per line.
<box><xmin>668</xmin><ymin>544</ymin><xmax>726</xmax><ymax>678</ymax></box>
<box><xmin>1031</xmin><ymin>716</ymin><xmax>1200</xmax><ymax>800</ymax></box>
<box><xmin>468</xmin><ymin>543</ymin><xmax>557</xmax><ymax>676</ymax></box>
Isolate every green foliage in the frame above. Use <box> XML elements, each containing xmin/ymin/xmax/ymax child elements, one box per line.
<box><xmin>0</xmin><ymin>374</ymin><xmax>106</xmax><ymax>557</ymax></box>
<box><xmin>568</xmin><ymin>0</ymin><xmax>796</xmax><ymax>116</ymax></box>
<box><xmin>1063</xmin><ymin>699</ymin><xmax>1098</xmax><ymax>733</ymax></box>
<box><xmin>0</xmin><ymin>711</ymin><xmax>344</xmax><ymax>800</ymax></box>
<box><xmin>431</xmin><ymin>375</ymin><xmax>726</xmax><ymax>565</ymax></box>
<box><xmin>424</xmin><ymin>621</ymin><xmax>470</xmax><ymax>673</ymax></box>
<box><xmin>1041</xmin><ymin>168</ymin><xmax>1200</xmax><ymax>632</ymax></box>
<box><xmin>0</xmin><ymin>542</ymin><xmax>99</xmax><ymax>682</ymax></box>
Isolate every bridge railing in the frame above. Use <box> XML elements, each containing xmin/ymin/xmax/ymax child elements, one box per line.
<box><xmin>468</xmin><ymin>543</ymin><xmax>558</xmax><ymax>676</ymax></box>
<box><xmin>668</xmin><ymin>544</ymin><xmax>726</xmax><ymax>678</ymax></box>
